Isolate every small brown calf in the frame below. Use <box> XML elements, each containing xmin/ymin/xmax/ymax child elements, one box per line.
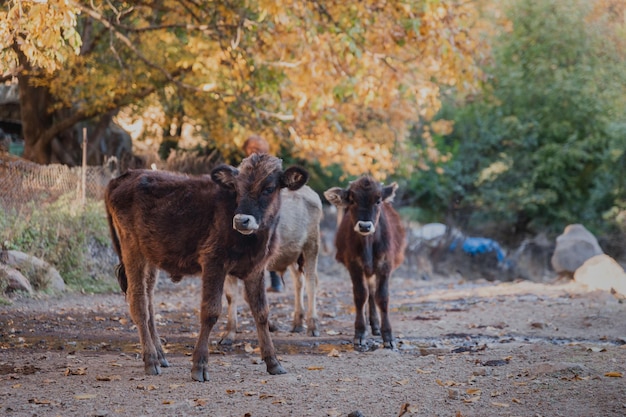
<box><xmin>324</xmin><ymin>176</ymin><xmax>406</xmax><ymax>349</ymax></box>
<box><xmin>104</xmin><ymin>154</ymin><xmax>308</xmax><ymax>381</ymax></box>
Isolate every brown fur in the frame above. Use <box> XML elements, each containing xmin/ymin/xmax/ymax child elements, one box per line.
<box><xmin>104</xmin><ymin>154</ymin><xmax>308</xmax><ymax>381</ymax></box>
<box><xmin>324</xmin><ymin>176</ymin><xmax>406</xmax><ymax>349</ymax></box>
<box><xmin>222</xmin><ymin>185</ymin><xmax>323</xmax><ymax>343</ymax></box>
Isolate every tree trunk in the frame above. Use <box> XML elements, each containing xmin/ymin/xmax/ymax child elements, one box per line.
<box><xmin>15</xmin><ymin>47</ymin><xmax>54</xmax><ymax>164</ymax></box>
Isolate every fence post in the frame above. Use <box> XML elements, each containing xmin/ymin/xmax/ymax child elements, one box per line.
<box><xmin>81</xmin><ymin>127</ymin><xmax>87</xmax><ymax>206</ymax></box>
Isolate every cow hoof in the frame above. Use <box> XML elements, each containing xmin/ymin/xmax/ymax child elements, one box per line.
<box><xmin>269</xmin><ymin>321</ymin><xmax>278</xmax><ymax>332</ymax></box>
<box><xmin>291</xmin><ymin>324</ymin><xmax>305</xmax><ymax>333</ymax></box>
<box><xmin>383</xmin><ymin>340</ymin><xmax>397</xmax><ymax>350</ymax></box>
<box><xmin>353</xmin><ymin>338</ymin><xmax>368</xmax><ymax>351</ymax></box>
<box><xmin>268</xmin><ymin>363</ymin><xmax>287</xmax><ymax>375</ymax></box>
<box><xmin>144</xmin><ymin>363</ymin><xmax>162</xmax><ymax>376</ymax></box>
<box><xmin>191</xmin><ymin>365</ymin><xmax>209</xmax><ymax>382</ymax></box>
<box><xmin>371</xmin><ymin>327</ymin><xmax>381</xmax><ymax>336</ymax></box>
<box><xmin>219</xmin><ymin>337</ymin><xmax>235</xmax><ymax>346</ymax></box>
<box><xmin>264</xmin><ymin>357</ymin><xmax>287</xmax><ymax>375</ymax></box>
<box><xmin>308</xmin><ymin>328</ymin><xmax>320</xmax><ymax>337</ymax></box>
<box><xmin>160</xmin><ymin>358</ymin><xmax>171</xmax><ymax>368</ymax></box>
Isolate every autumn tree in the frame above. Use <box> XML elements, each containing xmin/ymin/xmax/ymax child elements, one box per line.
<box><xmin>1</xmin><ymin>1</ymin><xmax>488</xmax><ymax>176</ymax></box>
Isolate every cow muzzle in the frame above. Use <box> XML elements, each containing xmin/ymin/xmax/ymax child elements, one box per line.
<box><xmin>354</xmin><ymin>221</ymin><xmax>375</xmax><ymax>236</ymax></box>
<box><xmin>233</xmin><ymin>214</ymin><xmax>260</xmax><ymax>235</ymax></box>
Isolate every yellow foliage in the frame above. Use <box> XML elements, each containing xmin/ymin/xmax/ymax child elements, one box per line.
<box><xmin>0</xmin><ymin>0</ymin><xmax>81</xmax><ymax>72</ymax></box>
<box><xmin>4</xmin><ymin>0</ymin><xmax>493</xmax><ymax>177</ymax></box>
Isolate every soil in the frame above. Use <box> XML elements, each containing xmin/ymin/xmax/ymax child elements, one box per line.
<box><xmin>1</xmin><ymin>255</ymin><xmax>626</xmax><ymax>417</ymax></box>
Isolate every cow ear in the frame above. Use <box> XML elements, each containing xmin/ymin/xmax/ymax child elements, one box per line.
<box><xmin>281</xmin><ymin>166</ymin><xmax>309</xmax><ymax>190</ymax></box>
<box><xmin>211</xmin><ymin>164</ymin><xmax>239</xmax><ymax>190</ymax></box>
<box><xmin>382</xmin><ymin>182</ymin><xmax>398</xmax><ymax>202</ymax></box>
<box><xmin>324</xmin><ymin>187</ymin><xmax>349</xmax><ymax>207</ymax></box>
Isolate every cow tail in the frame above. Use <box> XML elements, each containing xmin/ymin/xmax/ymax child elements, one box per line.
<box><xmin>105</xmin><ymin>202</ymin><xmax>128</xmax><ymax>294</ymax></box>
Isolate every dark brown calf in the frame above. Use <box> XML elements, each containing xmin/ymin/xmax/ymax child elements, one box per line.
<box><xmin>104</xmin><ymin>154</ymin><xmax>308</xmax><ymax>381</ymax></box>
<box><xmin>324</xmin><ymin>176</ymin><xmax>406</xmax><ymax>349</ymax></box>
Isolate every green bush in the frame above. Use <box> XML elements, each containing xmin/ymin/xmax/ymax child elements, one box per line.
<box><xmin>0</xmin><ymin>194</ymin><xmax>117</xmax><ymax>294</ymax></box>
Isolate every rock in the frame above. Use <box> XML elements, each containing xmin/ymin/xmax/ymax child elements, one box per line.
<box><xmin>3</xmin><ymin>250</ymin><xmax>65</xmax><ymax>293</ymax></box>
<box><xmin>511</xmin><ymin>233</ymin><xmax>555</xmax><ymax>282</ymax></box>
<box><xmin>0</xmin><ymin>263</ymin><xmax>33</xmax><ymax>294</ymax></box>
<box><xmin>551</xmin><ymin>224</ymin><xmax>603</xmax><ymax>276</ymax></box>
<box><xmin>574</xmin><ymin>254</ymin><xmax>626</xmax><ymax>297</ymax></box>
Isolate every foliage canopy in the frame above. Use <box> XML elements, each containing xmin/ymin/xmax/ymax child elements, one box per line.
<box><xmin>1</xmin><ymin>0</ymin><xmax>488</xmax><ymax>177</ymax></box>
<box><xmin>406</xmin><ymin>0</ymin><xmax>626</xmax><ymax>238</ymax></box>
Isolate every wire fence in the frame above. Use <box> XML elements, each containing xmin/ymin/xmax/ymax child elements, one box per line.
<box><xmin>0</xmin><ymin>148</ymin><xmax>224</xmax><ymax>216</ymax></box>
<box><xmin>0</xmin><ymin>153</ymin><xmax>115</xmax><ymax>215</ymax></box>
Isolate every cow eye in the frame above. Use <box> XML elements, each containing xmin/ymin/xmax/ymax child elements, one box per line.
<box><xmin>376</xmin><ymin>198</ymin><xmax>382</xmax><ymax>205</ymax></box>
<box><xmin>263</xmin><ymin>186</ymin><xmax>276</xmax><ymax>195</ymax></box>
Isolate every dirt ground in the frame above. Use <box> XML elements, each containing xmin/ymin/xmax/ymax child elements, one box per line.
<box><xmin>1</xmin><ymin>255</ymin><xmax>626</xmax><ymax>417</ymax></box>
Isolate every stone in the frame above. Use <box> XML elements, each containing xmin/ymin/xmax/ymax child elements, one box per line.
<box><xmin>551</xmin><ymin>224</ymin><xmax>603</xmax><ymax>275</ymax></box>
<box><xmin>3</xmin><ymin>250</ymin><xmax>65</xmax><ymax>293</ymax></box>
<box><xmin>0</xmin><ymin>263</ymin><xmax>33</xmax><ymax>294</ymax></box>
<box><xmin>574</xmin><ymin>254</ymin><xmax>626</xmax><ymax>297</ymax></box>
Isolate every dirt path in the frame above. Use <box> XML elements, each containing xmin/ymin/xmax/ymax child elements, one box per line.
<box><xmin>1</xmin><ymin>260</ymin><xmax>625</xmax><ymax>417</ymax></box>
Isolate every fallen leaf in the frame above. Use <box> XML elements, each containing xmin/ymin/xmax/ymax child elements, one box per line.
<box><xmin>307</xmin><ymin>366</ymin><xmax>324</xmax><ymax>371</ymax></box>
<box><xmin>28</xmin><ymin>398</ymin><xmax>52</xmax><ymax>405</ymax></box>
<box><xmin>64</xmin><ymin>367</ymin><xmax>87</xmax><ymax>376</ymax></box>
<box><xmin>605</xmin><ymin>372</ymin><xmax>623</xmax><ymax>378</ymax></box>
<box><xmin>74</xmin><ymin>394</ymin><xmax>97</xmax><ymax>400</ymax></box>
<box><xmin>398</xmin><ymin>402</ymin><xmax>411</xmax><ymax>417</ymax></box>
<box><xmin>491</xmin><ymin>402</ymin><xmax>510</xmax><ymax>408</ymax></box>
<box><xmin>226</xmin><ymin>389</ymin><xmax>236</xmax><ymax>394</ymax></box>
<box><xmin>272</xmin><ymin>399</ymin><xmax>287</xmax><ymax>404</ymax></box>
<box><xmin>463</xmin><ymin>395</ymin><xmax>481</xmax><ymax>403</ymax></box>
<box><xmin>169</xmin><ymin>384</ymin><xmax>184</xmax><ymax>389</ymax></box>
<box><xmin>96</xmin><ymin>375</ymin><xmax>121</xmax><ymax>381</ymax></box>
<box><xmin>244</xmin><ymin>391</ymin><xmax>258</xmax><ymax>396</ymax></box>
<box><xmin>466</xmin><ymin>388</ymin><xmax>481</xmax><ymax>395</ymax></box>
<box><xmin>327</xmin><ymin>349</ymin><xmax>341</xmax><ymax>357</ymax></box>
<box><xmin>162</xmin><ymin>400</ymin><xmax>174</xmax><ymax>405</ymax></box>
<box><xmin>94</xmin><ymin>316</ymin><xmax>106</xmax><ymax>321</ymax></box>
<box><xmin>587</xmin><ymin>346</ymin><xmax>606</xmax><ymax>353</ymax></box>
<box><xmin>194</xmin><ymin>399</ymin><xmax>208</xmax><ymax>406</ymax></box>
<box><xmin>259</xmin><ymin>393</ymin><xmax>275</xmax><ymax>399</ymax></box>
<box><xmin>395</xmin><ymin>379</ymin><xmax>410</xmax><ymax>386</ymax></box>
<box><xmin>512</xmin><ymin>398</ymin><xmax>523</xmax><ymax>404</ymax></box>
<box><xmin>415</xmin><ymin>368</ymin><xmax>432</xmax><ymax>374</ymax></box>
<box><xmin>325</xmin><ymin>330</ymin><xmax>340</xmax><ymax>335</ymax></box>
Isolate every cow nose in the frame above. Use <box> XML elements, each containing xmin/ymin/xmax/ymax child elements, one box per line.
<box><xmin>355</xmin><ymin>221</ymin><xmax>375</xmax><ymax>235</ymax></box>
<box><xmin>233</xmin><ymin>214</ymin><xmax>259</xmax><ymax>235</ymax></box>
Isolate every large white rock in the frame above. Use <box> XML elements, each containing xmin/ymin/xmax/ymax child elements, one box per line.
<box><xmin>574</xmin><ymin>254</ymin><xmax>626</xmax><ymax>297</ymax></box>
<box><xmin>551</xmin><ymin>224</ymin><xmax>603</xmax><ymax>275</ymax></box>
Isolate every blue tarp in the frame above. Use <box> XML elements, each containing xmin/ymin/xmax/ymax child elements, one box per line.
<box><xmin>450</xmin><ymin>237</ymin><xmax>506</xmax><ymax>262</ymax></box>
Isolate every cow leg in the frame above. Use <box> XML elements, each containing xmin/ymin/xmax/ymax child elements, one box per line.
<box><xmin>302</xmin><ymin>243</ymin><xmax>320</xmax><ymax>337</ymax></box>
<box><xmin>348</xmin><ymin>262</ymin><xmax>368</xmax><ymax>348</ymax></box>
<box><xmin>289</xmin><ymin>264</ymin><xmax>306</xmax><ymax>333</ymax></box>
<box><xmin>375</xmin><ymin>271</ymin><xmax>395</xmax><ymax>349</ymax></box>
<box><xmin>126</xmin><ymin>261</ymin><xmax>162</xmax><ymax>375</ymax></box>
<box><xmin>243</xmin><ymin>271</ymin><xmax>286</xmax><ymax>375</ymax></box>
<box><xmin>367</xmin><ymin>275</ymin><xmax>381</xmax><ymax>336</ymax></box>
<box><xmin>146</xmin><ymin>268</ymin><xmax>169</xmax><ymax>368</ymax></box>
<box><xmin>191</xmin><ymin>267</ymin><xmax>226</xmax><ymax>382</ymax></box>
<box><xmin>220</xmin><ymin>275</ymin><xmax>239</xmax><ymax>345</ymax></box>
